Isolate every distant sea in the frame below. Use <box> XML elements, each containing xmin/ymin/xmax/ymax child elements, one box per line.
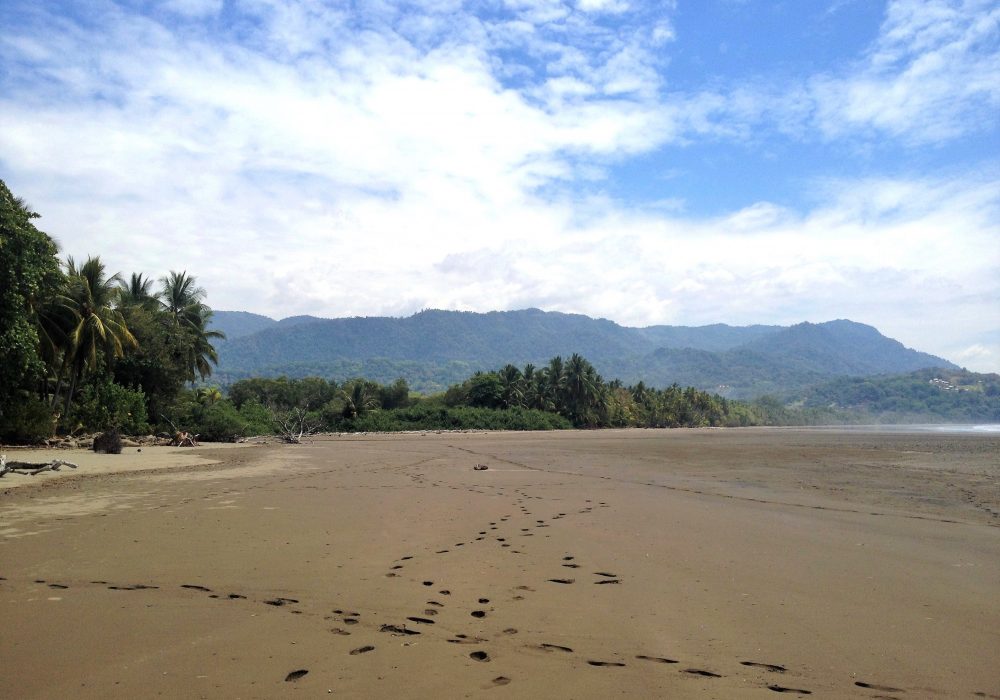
<box><xmin>801</xmin><ymin>424</ymin><xmax>1000</xmax><ymax>435</ymax></box>
<box><xmin>925</xmin><ymin>424</ymin><xmax>1000</xmax><ymax>434</ymax></box>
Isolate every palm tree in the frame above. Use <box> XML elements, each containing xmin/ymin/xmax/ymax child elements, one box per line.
<box><xmin>187</xmin><ymin>306</ymin><xmax>225</xmax><ymax>382</ymax></box>
<box><xmin>339</xmin><ymin>380</ymin><xmax>380</xmax><ymax>419</ymax></box>
<box><xmin>498</xmin><ymin>364</ymin><xmax>524</xmax><ymax>408</ymax></box>
<box><xmin>544</xmin><ymin>355</ymin><xmax>566</xmax><ymax>411</ymax></box>
<box><xmin>160</xmin><ymin>270</ymin><xmax>207</xmax><ymax>330</ymax></box>
<box><xmin>159</xmin><ymin>271</ymin><xmax>225</xmax><ymax>383</ymax></box>
<box><xmin>563</xmin><ymin>353</ymin><xmax>603</xmax><ymax>426</ymax></box>
<box><xmin>117</xmin><ymin>272</ymin><xmax>160</xmax><ymax>310</ymax></box>
<box><xmin>55</xmin><ymin>256</ymin><xmax>137</xmax><ymax>413</ymax></box>
<box><xmin>196</xmin><ymin>386</ymin><xmax>223</xmax><ymax>405</ymax></box>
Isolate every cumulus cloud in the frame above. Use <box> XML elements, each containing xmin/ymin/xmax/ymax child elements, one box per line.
<box><xmin>809</xmin><ymin>0</ymin><xmax>1000</xmax><ymax>142</ymax></box>
<box><xmin>0</xmin><ymin>0</ymin><xmax>997</xmax><ymax>370</ymax></box>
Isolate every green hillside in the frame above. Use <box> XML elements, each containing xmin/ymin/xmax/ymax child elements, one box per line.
<box><xmin>798</xmin><ymin>368</ymin><xmax>1000</xmax><ymax>422</ymax></box>
<box><xmin>211</xmin><ymin>309</ymin><xmax>958</xmax><ymax>397</ymax></box>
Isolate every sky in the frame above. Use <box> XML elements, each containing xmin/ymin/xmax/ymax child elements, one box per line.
<box><xmin>1</xmin><ymin>0</ymin><xmax>998</xmax><ymax>372</ymax></box>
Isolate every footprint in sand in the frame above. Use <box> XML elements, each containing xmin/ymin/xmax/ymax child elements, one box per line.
<box><xmin>683</xmin><ymin>669</ymin><xmax>722</xmax><ymax>678</ymax></box>
<box><xmin>284</xmin><ymin>669</ymin><xmax>308</xmax><ymax>681</ymax></box>
<box><xmin>469</xmin><ymin>651</ymin><xmax>490</xmax><ymax>662</ymax></box>
<box><xmin>264</xmin><ymin>597</ymin><xmax>298</xmax><ymax>607</ymax></box>
<box><xmin>767</xmin><ymin>685</ymin><xmax>812</xmax><ymax>694</ymax></box>
<box><xmin>491</xmin><ymin>676</ymin><xmax>511</xmax><ymax>686</ymax></box>
<box><xmin>548</xmin><ymin>578</ymin><xmax>574</xmax><ymax>584</ymax></box>
<box><xmin>854</xmin><ymin>681</ymin><xmax>903</xmax><ymax>692</ymax></box>
<box><xmin>588</xmin><ymin>661</ymin><xmax>626</xmax><ymax>667</ymax></box>
<box><xmin>636</xmin><ymin>655</ymin><xmax>677</xmax><ymax>664</ymax></box>
<box><xmin>741</xmin><ymin>661</ymin><xmax>786</xmax><ymax>673</ymax></box>
<box><xmin>407</xmin><ymin>616</ymin><xmax>436</xmax><ymax>625</ymax></box>
<box><xmin>181</xmin><ymin>584</ymin><xmax>212</xmax><ymax>592</ymax></box>
<box><xmin>350</xmin><ymin>645</ymin><xmax>375</xmax><ymax>655</ymax></box>
<box><xmin>539</xmin><ymin>643</ymin><xmax>573</xmax><ymax>653</ymax></box>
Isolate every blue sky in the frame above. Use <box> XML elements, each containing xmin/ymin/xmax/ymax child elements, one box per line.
<box><xmin>1</xmin><ymin>0</ymin><xmax>998</xmax><ymax>371</ymax></box>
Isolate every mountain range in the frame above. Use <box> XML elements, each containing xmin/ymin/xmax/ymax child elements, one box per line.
<box><xmin>208</xmin><ymin>309</ymin><xmax>958</xmax><ymax>398</ymax></box>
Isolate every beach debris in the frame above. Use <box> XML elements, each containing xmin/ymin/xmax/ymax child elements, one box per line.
<box><xmin>473</xmin><ymin>464</ymin><xmax>489</xmax><ymax>471</ymax></box>
<box><xmin>274</xmin><ymin>407</ymin><xmax>319</xmax><ymax>444</ymax></box>
<box><xmin>172</xmin><ymin>431</ymin><xmax>199</xmax><ymax>447</ymax></box>
<box><xmin>93</xmin><ymin>429</ymin><xmax>123</xmax><ymax>454</ymax></box>
<box><xmin>0</xmin><ymin>454</ymin><xmax>80</xmax><ymax>477</ymax></box>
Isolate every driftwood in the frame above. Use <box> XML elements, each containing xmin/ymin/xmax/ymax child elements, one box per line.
<box><xmin>274</xmin><ymin>407</ymin><xmax>319</xmax><ymax>444</ymax></box>
<box><xmin>0</xmin><ymin>454</ymin><xmax>80</xmax><ymax>478</ymax></box>
<box><xmin>172</xmin><ymin>431</ymin><xmax>199</xmax><ymax>447</ymax></box>
<box><xmin>161</xmin><ymin>414</ymin><xmax>199</xmax><ymax>446</ymax></box>
<box><xmin>473</xmin><ymin>464</ymin><xmax>489</xmax><ymax>471</ymax></box>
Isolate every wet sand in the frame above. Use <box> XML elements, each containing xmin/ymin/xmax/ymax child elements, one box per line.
<box><xmin>1</xmin><ymin>428</ymin><xmax>998</xmax><ymax>698</ymax></box>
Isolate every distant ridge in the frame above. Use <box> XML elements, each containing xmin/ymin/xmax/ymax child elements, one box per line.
<box><xmin>209</xmin><ymin>308</ymin><xmax>958</xmax><ymax>396</ymax></box>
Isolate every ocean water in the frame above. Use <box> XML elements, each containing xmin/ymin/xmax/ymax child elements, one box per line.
<box><xmin>804</xmin><ymin>424</ymin><xmax>1000</xmax><ymax>435</ymax></box>
<box><xmin>924</xmin><ymin>424</ymin><xmax>1000</xmax><ymax>434</ymax></box>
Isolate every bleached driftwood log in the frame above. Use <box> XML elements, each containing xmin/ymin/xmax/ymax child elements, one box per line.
<box><xmin>0</xmin><ymin>454</ymin><xmax>80</xmax><ymax>477</ymax></box>
<box><xmin>273</xmin><ymin>407</ymin><xmax>319</xmax><ymax>444</ymax></box>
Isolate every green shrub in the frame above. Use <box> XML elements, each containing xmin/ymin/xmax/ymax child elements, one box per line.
<box><xmin>0</xmin><ymin>395</ymin><xmax>55</xmax><ymax>444</ymax></box>
<box><xmin>193</xmin><ymin>401</ymin><xmax>247</xmax><ymax>442</ymax></box>
<box><xmin>335</xmin><ymin>405</ymin><xmax>572</xmax><ymax>432</ymax></box>
<box><xmin>71</xmin><ymin>379</ymin><xmax>149</xmax><ymax>434</ymax></box>
<box><xmin>238</xmin><ymin>399</ymin><xmax>275</xmax><ymax>436</ymax></box>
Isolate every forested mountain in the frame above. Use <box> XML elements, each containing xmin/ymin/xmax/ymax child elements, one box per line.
<box><xmin>798</xmin><ymin>368</ymin><xmax>1000</xmax><ymax>422</ymax></box>
<box><xmin>210</xmin><ymin>309</ymin><xmax>958</xmax><ymax>397</ymax></box>
<box><xmin>209</xmin><ymin>311</ymin><xmax>277</xmax><ymax>341</ymax></box>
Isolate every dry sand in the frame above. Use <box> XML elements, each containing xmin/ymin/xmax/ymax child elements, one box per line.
<box><xmin>1</xmin><ymin>428</ymin><xmax>997</xmax><ymax>699</ymax></box>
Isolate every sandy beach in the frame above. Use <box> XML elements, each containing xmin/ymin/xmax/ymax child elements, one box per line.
<box><xmin>1</xmin><ymin>428</ymin><xmax>997</xmax><ymax>699</ymax></box>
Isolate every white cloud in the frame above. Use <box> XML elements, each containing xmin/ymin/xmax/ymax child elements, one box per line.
<box><xmin>809</xmin><ymin>0</ymin><xmax>1000</xmax><ymax>142</ymax></box>
<box><xmin>0</xmin><ymin>0</ymin><xmax>997</xmax><ymax>373</ymax></box>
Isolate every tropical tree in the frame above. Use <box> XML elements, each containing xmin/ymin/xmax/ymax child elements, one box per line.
<box><xmin>55</xmin><ymin>256</ymin><xmax>138</xmax><ymax>414</ymax></box>
<box><xmin>117</xmin><ymin>272</ymin><xmax>160</xmax><ymax>310</ymax></box>
<box><xmin>196</xmin><ymin>386</ymin><xmax>223</xmax><ymax>405</ymax></box>
<box><xmin>0</xmin><ymin>180</ymin><xmax>65</xmax><ymax>438</ymax></box>
<box><xmin>160</xmin><ymin>270</ymin><xmax>207</xmax><ymax>329</ymax></box>
<box><xmin>339</xmin><ymin>379</ymin><xmax>381</xmax><ymax>419</ymax></box>
<box><xmin>498</xmin><ymin>364</ymin><xmax>524</xmax><ymax>408</ymax></box>
<box><xmin>159</xmin><ymin>270</ymin><xmax>225</xmax><ymax>383</ymax></box>
<box><xmin>562</xmin><ymin>353</ymin><xmax>604</xmax><ymax>426</ymax></box>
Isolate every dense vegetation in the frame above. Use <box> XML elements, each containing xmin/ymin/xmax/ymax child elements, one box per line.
<box><xmin>199</xmin><ymin>357</ymin><xmax>766</xmax><ymax>440</ymax></box>
<box><xmin>799</xmin><ymin>368</ymin><xmax>1000</xmax><ymax>423</ymax></box>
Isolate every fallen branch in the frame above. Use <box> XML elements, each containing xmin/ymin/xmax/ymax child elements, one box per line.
<box><xmin>0</xmin><ymin>454</ymin><xmax>80</xmax><ymax>477</ymax></box>
<box><xmin>273</xmin><ymin>407</ymin><xmax>319</xmax><ymax>444</ymax></box>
